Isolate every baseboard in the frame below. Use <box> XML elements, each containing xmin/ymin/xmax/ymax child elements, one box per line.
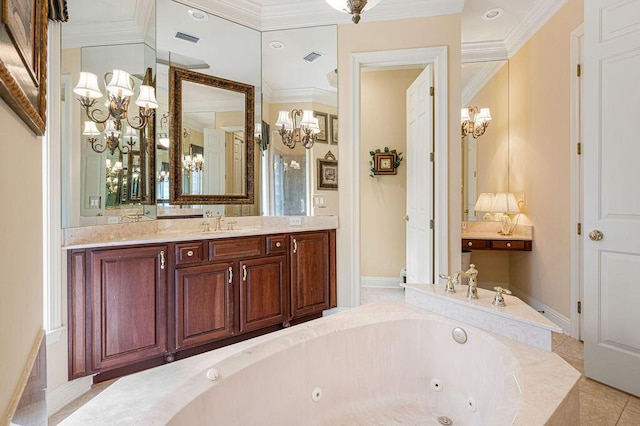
<box><xmin>47</xmin><ymin>376</ymin><xmax>92</xmax><ymax>416</ymax></box>
<box><xmin>323</xmin><ymin>307</ymin><xmax>351</xmax><ymax>316</ymax></box>
<box><xmin>509</xmin><ymin>287</ymin><xmax>571</xmax><ymax>334</ymax></box>
<box><xmin>361</xmin><ymin>276</ymin><xmax>402</xmax><ymax>288</ymax></box>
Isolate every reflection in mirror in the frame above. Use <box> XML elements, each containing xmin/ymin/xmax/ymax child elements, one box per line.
<box><xmin>61</xmin><ymin>0</ymin><xmax>157</xmax><ymax>227</ymax></box>
<box><xmin>461</xmin><ymin>60</ymin><xmax>509</xmax><ymax>221</ymax></box>
<box><xmin>169</xmin><ymin>67</ymin><xmax>254</xmax><ymax>205</ymax></box>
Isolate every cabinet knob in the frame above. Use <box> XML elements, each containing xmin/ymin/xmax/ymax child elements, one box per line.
<box><xmin>506</xmin><ymin>242</ymin><xmax>512</xmax><ymax>248</ymax></box>
<box><xmin>187</xmin><ymin>250</ymin><xmax>194</xmax><ymax>257</ymax></box>
<box><xmin>467</xmin><ymin>241</ymin><xmax>473</xmax><ymax>247</ymax></box>
<box><xmin>275</xmin><ymin>242</ymin><xmax>281</xmax><ymax>248</ymax></box>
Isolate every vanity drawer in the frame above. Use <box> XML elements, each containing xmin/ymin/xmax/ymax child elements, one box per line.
<box><xmin>266</xmin><ymin>235</ymin><xmax>286</xmax><ymax>254</ymax></box>
<box><xmin>491</xmin><ymin>240</ymin><xmax>531</xmax><ymax>251</ymax></box>
<box><xmin>175</xmin><ymin>242</ymin><xmax>205</xmax><ymax>266</ymax></box>
<box><xmin>462</xmin><ymin>239</ymin><xmax>489</xmax><ymax>249</ymax></box>
<box><xmin>209</xmin><ymin>236</ymin><xmax>264</xmax><ymax>261</ymax></box>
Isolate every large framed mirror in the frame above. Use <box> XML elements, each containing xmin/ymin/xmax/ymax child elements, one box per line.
<box><xmin>169</xmin><ymin>66</ymin><xmax>255</xmax><ymax>204</ymax></box>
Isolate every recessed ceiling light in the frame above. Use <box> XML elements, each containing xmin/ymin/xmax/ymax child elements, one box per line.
<box><xmin>269</xmin><ymin>40</ymin><xmax>285</xmax><ymax>50</ymax></box>
<box><xmin>482</xmin><ymin>8</ymin><xmax>504</xmax><ymax>21</ymax></box>
<box><xmin>188</xmin><ymin>9</ymin><xmax>208</xmax><ymax>21</ymax></box>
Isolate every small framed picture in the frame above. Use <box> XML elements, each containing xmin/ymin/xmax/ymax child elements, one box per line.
<box><xmin>314</xmin><ymin>111</ymin><xmax>328</xmax><ymax>142</ymax></box>
<box><xmin>329</xmin><ymin>114</ymin><xmax>338</xmax><ymax>144</ymax></box>
<box><xmin>373</xmin><ymin>152</ymin><xmax>398</xmax><ymax>175</ymax></box>
<box><xmin>317</xmin><ymin>151</ymin><xmax>338</xmax><ymax>190</ymax></box>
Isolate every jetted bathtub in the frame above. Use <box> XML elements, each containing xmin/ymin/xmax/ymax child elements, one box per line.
<box><xmin>60</xmin><ymin>303</ymin><xmax>580</xmax><ymax>425</ymax></box>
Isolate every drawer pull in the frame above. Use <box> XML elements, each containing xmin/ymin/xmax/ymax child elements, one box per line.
<box><xmin>506</xmin><ymin>242</ymin><xmax>512</xmax><ymax>248</ymax></box>
<box><xmin>187</xmin><ymin>250</ymin><xmax>194</xmax><ymax>257</ymax></box>
<box><xmin>228</xmin><ymin>267</ymin><xmax>233</xmax><ymax>283</ymax></box>
<box><xmin>467</xmin><ymin>241</ymin><xmax>473</xmax><ymax>247</ymax></box>
<box><xmin>160</xmin><ymin>251</ymin><xmax>165</xmax><ymax>270</ymax></box>
<box><xmin>275</xmin><ymin>242</ymin><xmax>281</xmax><ymax>248</ymax></box>
<box><xmin>293</xmin><ymin>238</ymin><xmax>298</xmax><ymax>253</ymax></box>
<box><xmin>243</xmin><ymin>265</ymin><xmax>247</xmax><ymax>281</ymax></box>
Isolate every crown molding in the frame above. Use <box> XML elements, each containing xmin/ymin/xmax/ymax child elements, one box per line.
<box><xmin>173</xmin><ymin>0</ymin><xmax>262</xmax><ymax>30</ymax></box>
<box><xmin>461</xmin><ymin>41</ymin><xmax>508</xmax><ymax>63</ymax></box>
<box><xmin>504</xmin><ymin>0</ymin><xmax>569</xmax><ymax>58</ymax></box>
<box><xmin>461</xmin><ymin>61</ymin><xmax>506</xmax><ymax>105</ymax></box>
<box><xmin>264</xmin><ymin>87</ymin><xmax>337</xmax><ymax>107</ymax></box>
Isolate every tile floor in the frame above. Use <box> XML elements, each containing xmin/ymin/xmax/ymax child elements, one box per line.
<box><xmin>48</xmin><ymin>288</ymin><xmax>640</xmax><ymax>425</ymax></box>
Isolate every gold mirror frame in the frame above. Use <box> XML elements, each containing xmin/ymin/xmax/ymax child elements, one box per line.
<box><xmin>169</xmin><ymin>66</ymin><xmax>255</xmax><ymax>205</ymax></box>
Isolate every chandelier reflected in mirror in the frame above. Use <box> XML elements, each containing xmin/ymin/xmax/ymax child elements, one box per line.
<box><xmin>461</xmin><ymin>106</ymin><xmax>492</xmax><ymax>139</ymax></box>
<box><xmin>74</xmin><ymin>68</ymin><xmax>158</xmax><ymax>155</ymax></box>
<box><xmin>275</xmin><ymin>109</ymin><xmax>320</xmax><ymax>149</ymax></box>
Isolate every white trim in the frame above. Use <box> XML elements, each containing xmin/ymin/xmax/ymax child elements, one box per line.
<box><xmin>509</xmin><ymin>287</ymin><xmax>571</xmax><ymax>334</ymax></box>
<box><xmin>461</xmin><ymin>41</ymin><xmax>509</xmax><ymax>63</ymax></box>
<box><xmin>45</xmin><ymin>23</ymin><xmax>63</xmax><ymax>333</ymax></box>
<box><xmin>462</xmin><ymin>61</ymin><xmax>507</xmax><ymax>106</ymax></box>
<box><xmin>45</xmin><ymin>327</ymin><xmax>64</xmax><ymax>346</ymax></box>
<box><xmin>322</xmin><ymin>307</ymin><xmax>351</xmax><ymax>316</ymax></box>
<box><xmin>263</xmin><ymin>87</ymin><xmax>338</xmax><ymax>108</ymax></box>
<box><xmin>343</xmin><ymin>46</ymin><xmax>449</xmax><ymax>308</ymax></box>
<box><xmin>569</xmin><ymin>24</ymin><xmax>584</xmax><ymax>340</ymax></box>
<box><xmin>504</xmin><ymin>0</ymin><xmax>569</xmax><ymax>59</ymax></box>
<box><xmin>361</xmin><ymin>276</ymin><xmax>402</xmax><ymax>288</ymax></box>
<box><xmin>46</xmin><ymin>376</ymin><xmax>93</xmax><ymax>416</ymax></box>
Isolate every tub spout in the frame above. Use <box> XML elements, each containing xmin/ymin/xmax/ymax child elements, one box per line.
<box><xmin>465</xmin><ymin>264</ymin><xmax>479</xmax><ymax>300</ymax></box>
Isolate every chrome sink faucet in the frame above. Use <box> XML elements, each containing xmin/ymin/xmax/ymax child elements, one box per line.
<box><xmin>465</xmin><ymin>264</ymin><xmax>479</xmax><ymax>300</ymax></box>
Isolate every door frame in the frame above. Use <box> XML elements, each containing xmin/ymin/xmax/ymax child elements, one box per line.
<box><xmin>569</xmin><ymin>24</ymin><xmax>584</xmax><ymax>340</ymax></box>
<box><xmin>340</xmin><ymin>46</ymin><xmax>449</xmax><ymax>307</ymax></box>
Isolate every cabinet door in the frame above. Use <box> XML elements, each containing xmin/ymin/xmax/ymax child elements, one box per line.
<box><xmin>89</xmin><ymin>246</ymin><xmax>168</xmax><ymax>372</ymax></box>
<box><xmin>175</xmin><ymin>262</ymin><xmax>234</xmax><ymax>349</ymax></box>
<box><xmin>239</xmin><ymin>255</ymin><xmax>287</xmax><ymax>333</ymax></box>
<box><xmin>290</xmin><ymin>232</ymin><xmax>330</xmax><ymax>317</ymax></box>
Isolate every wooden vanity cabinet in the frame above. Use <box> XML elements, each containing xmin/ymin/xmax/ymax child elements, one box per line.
<box><xmin>68</xmin><ymin>230</ymin><xmax>335</xmax><ymax>381</ymax></box>
<box><xmin>70</xmin><ymin>245</ymin><xmax>169</xmax><ymax>377</ymax></box>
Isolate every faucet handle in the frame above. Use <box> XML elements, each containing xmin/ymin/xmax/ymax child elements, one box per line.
<box><xmin>438</xmin><ymin>273</ymin><xmax>456</xmax><ymax>294</ymax></box>
<box><xmin>200</xmin><ymin>221</ymin><xmax>210</xmax><ymax>232</ymax></box>
<box><xmin>227</xmin><ymin>220</ymin><xmax>238</xmax><ymax>230</ymax></box>
<box><xmin>492</xmin><ymin>286</ymin><xmax>512</xmax><ymax>307</ymax></box>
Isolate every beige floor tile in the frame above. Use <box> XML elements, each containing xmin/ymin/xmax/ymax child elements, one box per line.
<box><xmin>579</xmin><ymin>391</ymin><xmax>624</xmax><ymax>426</ymax></box>
<box><xmin>559</xmin><ymin>353</ymin><xmax>584</xmax><ymax>374</ymax></box>
<box><xmin>579</xmin><ymin>377</ymin><xmax>629</xmax><ymax>408</ymax></box>
<box><xmin>553</xmin><ymin>332</ymin><xmax>568</xmax><ymax>351</ymax></box>
<box><xmin>625</xmin><ymin>395</ymin><xmax>640</xmax><ymax>415</ymax></box>
<box><xmin>556</xmin><ymin>337</ymin><xmax>585</xmax><ymax>360</ymax></box>
<box><xmin>616</xmin><ymin>408</ymin><xmax>640</xmax><ymax>426</ymax></box>
<box><xmin>48</xmin><ymin>379</ymin><xmax>116</xmax><ymax>425</ymax></box>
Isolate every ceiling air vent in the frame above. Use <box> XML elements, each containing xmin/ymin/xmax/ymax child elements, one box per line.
<box><xmin>303</xmin><ymin>51</ymin><xmax>323</xmax><ymax>62</ymax></box>
<box><xmin>175</xmin><ymin>32</ymin><xmax>200</xmax><ymax>44</ymax></box>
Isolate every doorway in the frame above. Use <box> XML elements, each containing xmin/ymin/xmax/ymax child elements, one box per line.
<box><xmin>338</xmin><ymin>46</ymin><xmax>450</xmax><ymax>307</ymax></box>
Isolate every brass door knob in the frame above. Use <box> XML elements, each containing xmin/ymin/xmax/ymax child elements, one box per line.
<box><xmin>589</xmin><ymin>230</ymin><xmax>604</xmax><ymax>241</ymax></box>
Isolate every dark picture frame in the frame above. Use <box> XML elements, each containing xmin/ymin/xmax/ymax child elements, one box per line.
<box><xmin>0</xmin><ymin>0</ymin><xmax>48</xmax><ymax>135</ymax></box>
<box><xmin>373</xmin><ymin>152</ymin><xmax>398</xmax><ymax>175</ymax></box>
<box><xmin>317</xmin><ymin>151</ymin><xmax>338</xmax><ymax>190</ymax></box>
<box><xmin>329</xmin><ymin>114</ymin><xmax>338</xmax><ymax>144</ymax></box>
<box><xmin>314</xmin><ymin>111</ymin><xmax>328</xmax><ymax>142</ymax></box>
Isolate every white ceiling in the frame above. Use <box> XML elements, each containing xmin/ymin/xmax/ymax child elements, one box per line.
<box><xmin>63</xmin><ymin>0</ymin><xmax>569</xmax><ymax>105</ymax></box>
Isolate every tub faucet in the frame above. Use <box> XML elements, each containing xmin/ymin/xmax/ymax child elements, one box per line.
<box><xmin>492</xmin><ymin>286</ymin><xmax>512</xmax><ymax>307</ymax></box>
<box><xmin>465</xmin><ymin>264</ymin><xmax>479</xmax><ymax>300</ymax></box>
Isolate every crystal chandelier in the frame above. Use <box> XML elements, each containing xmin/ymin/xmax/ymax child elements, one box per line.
<box><xmin>325</xmin><ymin>0</ymin><xmax>382</xmax><ymax>24</ymax></box>
<box><xmin>74</xmin><ymin>68</ymin><xmax>158</xmax><ymax>154</ymax></box>
<box><xmin>275</xmin><ymin>109</ymin><xmax>320</xmax><ymax>149</ymax></box>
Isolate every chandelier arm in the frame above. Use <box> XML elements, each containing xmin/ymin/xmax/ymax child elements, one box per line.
<box><xmin>88</xmin><ymin>138</ymin><xmax>107</xmax><ymax>154</ymax></box>
<box><xmin>125</xmin><ymin>112</ymin><xmax>148</xmax><ymax>131</ymax></box>
<box><xmin>83</xmin><ymin>103</ymin><xmax>111</xmax><ymax>125</ymax></box>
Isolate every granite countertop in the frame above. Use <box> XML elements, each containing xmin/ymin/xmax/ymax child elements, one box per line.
<box><xmin>461</xmin><ymin>221</ymin><xmax>533</xmax><ymax>241</ymax></box>
<box><xmin>63</xmin><ymin>216</ymin><xmax>338</xmax><ymax>249</ymax></box>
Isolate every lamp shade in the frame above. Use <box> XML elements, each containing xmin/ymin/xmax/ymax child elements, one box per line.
<box><xmin>325</xmin><ymin>0</ymin><xmax>382</xmax><ymax>13</ymax></box>
<box><xmin>135</xmin><ymin>85</ymin><xmax>159</xmax><ymax>109</ymax></box>
<box><xmin>461</xmin><ymin>107</ymin><xmax>471</xmax><ymax>123</ymax></box>
<box><xmin>104</xmin><ymin>120</ymin><xmax>121</xmax><ymax>136</ymax></box>
<box><xmin>300</xmin><ymin>110</ymin><xmax>315</xmax><ymax>127</ymax></box>
<box><xmin>105</xmin><ymin>69</ymin><xmax>134</xmax><ymax>97</ymax></box>
<box><xmin>475</xmin><ymin>107</ymin><xmax>492</xmax><ymax>124</ymax></box>
<box><xmin>82</xmin><ymin>121</ymin><xmax>100</xmax><ymax>136</ymax></box>
<box><xmin>123</xmin><ymin>126</ymin><xmax>138</xmax><ymax>140</ymax></box>
<box><xmin>254</xmin><ymin>123</ymin><xmax>262</xmax><ymax>138</ymax></box>
<box><xmin>492</xmin><ymin>192</ymin><xmax>520</xmax><ymax>214</ymax></box>
<box><xmin>474</xmin><ymin>193</ymin><xmax>496</xmax><ymax>212</ymax></box>
<box><xmin>74</xmin><ymin>72</ymin><xmax>103</xmax><ymax>99</ymax></box>
<box><xmin>158</xmin><ymin>135</ymin><xmax>170</xmax><ymax>148</ymax></box>
<box><xmin>275</xmin><ymin>111</ymin><xmax>293</xmax><ymax>130</ymax></box>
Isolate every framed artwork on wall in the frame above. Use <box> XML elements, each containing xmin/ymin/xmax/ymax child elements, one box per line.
<box><xmin>314</xmin><ymin>111</ymin><xmax>328</xmax><ymax>142</ymax></box>
<box><xmin>0</xmin><ymin>0</ymin><xmax>48</xmax><ymax>135</ymax></box>
<box><xmin>329</xmin><ymin>114</ymin><xmax>338</xmax><ymax>144</ymax></box>
<box><xmin>317</xmin><ymin>150</ymin><xmax>337</xmax><ymax>190</ymax></box>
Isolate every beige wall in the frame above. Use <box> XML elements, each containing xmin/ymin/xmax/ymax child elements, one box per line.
<box><xmin>360</xmin><ymin>68</ymin><xmax>422</xmax><ymax>278</ymax></box>
<box><xmin>337</xmin><ymin>14</ymin><xmax>461</xmax><ymax>306</ymax></box>
<box><xmin>508</xmin><ymin>0</ymin><xmax>583</xmax><ymax>317</ymax></box>
<box><xmin>0</xmin><ymin>100</ymin><xmax>44</xmax><ymax>421</ymax></box>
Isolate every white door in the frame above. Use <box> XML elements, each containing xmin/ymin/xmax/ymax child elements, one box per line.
<box><xmin>203</xmin><ymin>128</ymin><xmax>226</xmax><ymax>195</ymax></box>
<box><xmin>405</xmin><ymin>65</ymin><xmax>434</xmax><ymax>284</ymax></box>
<box><xmin>583</xmin><ymin>0</ymin><xmax>640</xmax><ymax>396</ymax></box>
